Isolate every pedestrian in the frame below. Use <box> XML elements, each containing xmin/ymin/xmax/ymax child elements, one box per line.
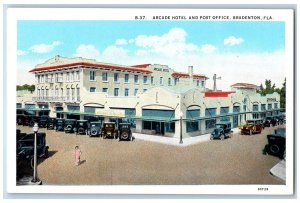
<box><xmin>75</xmin><ymin>146</ymin><xmax>82</xmax><ymax>166</ymax></box>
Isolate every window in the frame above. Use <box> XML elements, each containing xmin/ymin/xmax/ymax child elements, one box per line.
<box><xmin>125</xmin><ymin>88</ymin><xmax>129</xmax><ymax>96</ymax></box>
<box><xmin>75</xmin><ymin>71</ymin><xmax>80</xmax><ymax>81</ymax></box>
<box><xmin>70</xmin><ymin>71</ymin><xmax>74</xmax><ymax>81</ymax></box>
<box><xmin>201</xmin><ymin>81</ymin><xmax>205</xmax><ymax>87</ymax></box>
<box><xmin>174</xmin><ymin>78</ymin><xmax>179</xmax><ymax>86</ymax></box>
<box><xmin>102</xmin><ymin>88</ymin><xmax>108</xmax><ymax>93</ymax></box>
<box><xmin>37</xmin><ymin>75</ymin><xmax>40</xmax><ymax>83</ymax></box>
<box><xmin>160</xmin><ymin>77</ymin><xmax>163</xmax><ymax>85</ymax></box>
<box><xmin>102</xmin><ymin>72</ymin><xmax>108</xmax><ymax>82</ymax></box>
<box><xmin>90</xmin><ymin>71</ymin><xmax>96</xmax><ymax>81</ymax></box>
<box><xmin>41</xmin><ymin>75</ymin><xmax>44</xmax><ymax>83</ymax></box>
<box><xmin>268</xmin><ymin>104</ymin><xmax>272</xmax><ymax>110</ymax></box>
<box><xmin>274</xmin><ymin>103</ymin><xmax>278</xmax><ymax>109</ymax></box>
<box><xmin>186</xmin><ymin>109</ymin><xmax>200</xmax><ymax>132</ymax></box>
<box><xmin>90</xmin><ymin>87</ymin><xmax>96</xmax><ymax>92</ymax></box>
<box><xmin>253</xmin><ymin>104</ymin><xmax>259</xmax><ymax>112</ymax></box>
<box><xmin>165</xmin><ymin>122</ymin><xmax>175</xmax><ymax>133</ymax></box>
<box><xmin>205</xmin><ymin>108</ymin><xmax>217</xmax><ymax>130</ymax></box>
<box><xmin>134</xmin><ymin>89</ymin><xmax>138</xmax><ymax>96</ymax></box>
<box><xmin>143</xmin><ymin>76</ymin><xmax>148</xmax><ymax>84</ymax></box>
<box><xmin>125</xmin><ymin>74</ymin><xmax>129</xmax><ymax>83</ymax></box>
<box><xmin>114</xmin><ymin>73</ymin><xmax>119</xmax><ymax>82</ymax></box>
<box><xmin>143</xmin><ymin>89</ymin><xmax>147</xmax><ymax>93</ymax></box>
<box><xmin>134</xmin><ymin>75</ymin><xmax>139</xmax><ymax>83</ymax></box>
<box><xmin>66</xmin><ymin>72</ymin><xmax>70</xmax><ymax>82</ymax></box>
<box><xmin>114</xmin><ymin>88</ymin><xmax>119</xmax><ymax>96</ymax></box>
<box><xmin>151</xmin><ymin>76</ymin><xmax>154</xmax><ymax>84</ymax></box>
<box><xmin>220</xmin><ymin>107</ymin><xmax>230</xmax><ymax>121</ymax></box>
<box><xmin>168</xmin><ymin>78</ymin><xmax>171</xmax><ymax>86</ymax></box>
<box><xmin>261</xmin><ymin>104</ymin><xmax>266</xmax><ymax>111</ymax></box>
<box><xmin>197</xmin><ymin>80</ymin><xmax>200</xmax><ymax>86</ymax></box>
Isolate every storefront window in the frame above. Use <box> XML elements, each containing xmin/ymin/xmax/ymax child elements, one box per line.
<box><xmin>186</xmin><ymin>109</ymin><xmax>200</xmax><ymax>132</ymax></box>
<box><xmin>205</xmin><ymin>108</ymin><xmax>216</xmax><ymax>130</ymax></box>
<box><xmin>220</xmin><ymin>107</ymin><xmax>229</xmax><ymax>121</ymax></box>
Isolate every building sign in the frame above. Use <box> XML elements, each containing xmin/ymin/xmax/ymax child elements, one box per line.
<box><xmin>153</xmin><ymin>67</ymin><xmax>169</xmax><ymax>72</ymax></box>
<box><xmin>95</xmin><ymin>109</ymin><xmax>125</xmax><ymax>117</ymax></box>
<box><xmin>267</xmin><ymin>98</ymin><xmax>277</xmax><ymax>103</ymax></box>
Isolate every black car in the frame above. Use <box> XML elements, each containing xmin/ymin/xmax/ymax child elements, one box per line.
<box><xmin>17</xmin><ymin>133</ymin><xmax>49</xmax><ymax>168</ymax></box>
<box><xmin>210</xmin><ymin>121</ymin><xmax>233</xmax><ymax>140</ymax></box>
<box><xmin>102</xmin><ymin>122</ymin><xmax>118</xmax><ymax>139</ymax></box>
<box><xmin>16</xmin><ymin>129</ymin><xmax>27</xmax><ymax>142</ymax></box>
<box><xmin>39</xmin><ymin>115</ymin><xmax>49</xmax><ymax>128</ymax></box>
<box><xmin>76</xmin><ymin>120</ymin><xmax>89</xmax><ymax>135</ymax></box>
<box><xmin>89</xmin><ymin>121</ymin><xmax>102</xmax><ymax>137</ymax></box>
<box><xmin>264</xmin><ymin>116</ymin><xmax>277</xmax><ymax>127</ymax></box>
<box><xmin>118</xmin><ymin>123</ymin><xmax>134</xmax><ymax>141</ymax></box>
<box><xmin>17</xmin><ymin>115</ymin><xmax>24</xmax><ymax>125</ymax></box>
<box><xmin>47</xmin><ymin>117</ymin><xmax>56</xmax><ymax>130</ymax></box>
<box><xmin>55</xmin><ymin>118</ymin><xmax>65</xmax><ymax>131</ymax></box>
<box><xmin>64</xmin><ymin>119</ymin><xmax>77</xmax><ymax>133</ymax></box>
<box><xmin>265</xmin><ymin>128</ymin><xmax>286</xmax><ymax>159</ymax></box>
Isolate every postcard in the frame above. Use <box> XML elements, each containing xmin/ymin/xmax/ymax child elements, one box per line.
<box><xmin>4</xmin><ymin>6</ymin><xmax>294</xmax><ymax>196</ymax></box>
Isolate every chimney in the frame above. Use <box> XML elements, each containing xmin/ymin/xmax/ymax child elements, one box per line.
<box><xmin>188</xmin><ymin>66</ymin><xmax>193</xmax><ymax>76</ymax></box>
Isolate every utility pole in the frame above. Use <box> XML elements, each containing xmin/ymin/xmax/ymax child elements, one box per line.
<box><xmin>213</xmin><ymin>74</ymin><xmax>221</xmax><ymax>91</ymax></box>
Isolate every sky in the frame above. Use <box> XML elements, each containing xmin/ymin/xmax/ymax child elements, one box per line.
<box><xmin>17</xmin><ymin>20</ymin><xmax>285</xmax><ymax>90</ymax></box>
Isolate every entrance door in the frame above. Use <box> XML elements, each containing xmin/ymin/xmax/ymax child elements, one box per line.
<box><xmin>233</xmin><ymin>115</ymin><xmax>239</xmax><ymax>128</ymax></box>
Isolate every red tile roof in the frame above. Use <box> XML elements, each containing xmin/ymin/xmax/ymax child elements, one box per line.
<box><xmin>29</xmin><ymin>62</ymin><xmax>152</xmax><ymax>74</ymax></box>
<box><xmin>204</xmin><ymin>91</ymin><xmax>235</xmax><ymax>97</ymax></box>
<box><xmin>171</xmin><ymin>72</ymin><xmax>208</xmax><ymax>79</ymax></box>
<box><xmin>131</xmin><ymin>64</ymin><xmax>151</xmax><ymax>68</ymax></box>
<box><xmin>231</xmin><ymin>83</ymin><xmax>258</xmax><ymax>89</ymax></box>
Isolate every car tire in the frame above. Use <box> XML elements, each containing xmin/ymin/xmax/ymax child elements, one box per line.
<box><xmin>121</xmin><ymin>132</ymin><xmax>129</xmax><ymax>140</ymax></box>
<box><xmin>269</xmin><ymin>144</ymin><xmax>280</xmax><ymax>155</ymax></box>
<box><xmin>44</xmin><ymin>149</ymin><xmax>49</xmax><ymax>158</ymax></box>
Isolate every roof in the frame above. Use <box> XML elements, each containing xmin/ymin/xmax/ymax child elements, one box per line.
<box><xmin>29</xmin><ymin>61</ymin><xmax>152</xmax><ymax>74</ymax></box>
<box><xmin>130</xmin><ymin>64</ymin><xmax>151</xmax><ymax>68</ymax></box>
<box><xmin>204</xmin><ymin>91</ymin><xmax>235</xmax><ymax>98</ymax></box>
<box><xmin>231</xmin><ymin>83</ymin><xmax>258</xmax><ymax>89</ymax></box>
<box><xmin>171</xmin><ymin>72</ymin><xmax>208</xmax><ymax>79</ymax></box>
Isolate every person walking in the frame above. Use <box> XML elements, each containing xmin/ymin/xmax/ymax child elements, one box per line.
<box><xmin>75</xmin><ymin>146</ymin><xmax>82</xmax><ymax>166</ymax></box>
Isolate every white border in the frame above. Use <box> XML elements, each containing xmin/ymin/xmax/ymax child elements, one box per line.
<box><xmin>6</xmin><ymin>7</ymin><xmax>294</xmax><ymax>195</ymax></box>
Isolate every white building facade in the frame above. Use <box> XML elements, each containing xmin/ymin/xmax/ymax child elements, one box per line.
<box><xmin>17</xmin><ymin>55</ymin><xmax>281</xmax><ymax>138</ymax></box>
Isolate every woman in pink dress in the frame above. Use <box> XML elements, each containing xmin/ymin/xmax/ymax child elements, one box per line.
<box><xmin>75</xmin><ymin>146</ymin><xmax>82</xmax><ymax>166</ymax></box>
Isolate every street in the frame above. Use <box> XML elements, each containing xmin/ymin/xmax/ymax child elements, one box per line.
<box><xmin>16</xmin><ymin>125</ymin><xmax>285</xmax><ymax>185</ymax></box>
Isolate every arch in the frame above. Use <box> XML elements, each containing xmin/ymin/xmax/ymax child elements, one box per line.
<box><xmin>83</xmin><ymin>102</ymin><xmax>105</xmax><ymax>108</ymax></box>
<box><xmin>252</xmin><ymin>101</ymin><xmax>259</xmax><ymax>105</ymax></box>
<box><xmin>142</xmin><ymin>104</ymin><xmax>174</xmax><ymax>110</ymax></box>
<box><xmin>186</xmin><ymin>104</ymin><xmax>201</xmax><ymax>110</ymax></box>
<box><xmin>232</xmin><ymin>102</ymin><xmax>241</xmax><ymax>106</ymax></box>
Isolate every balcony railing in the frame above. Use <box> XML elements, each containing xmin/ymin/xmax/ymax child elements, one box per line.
<box><xmin>46</xmin><ymin>78</ymin><xmax>55</xmax><ymax>83</ymax></box>
<box><xmin>32</xmin><ymin>96</ymin><xmax>80</xmax><ymax>102</ymax></box>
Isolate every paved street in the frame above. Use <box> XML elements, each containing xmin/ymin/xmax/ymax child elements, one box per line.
<box><xmin>16</xmin><ymin>125</ymin><xmax>285</xmax><ymax>185</ymax></box>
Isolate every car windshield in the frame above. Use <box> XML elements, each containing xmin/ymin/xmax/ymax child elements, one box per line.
<box><xmin>19</xmin><ymin>140</ymin><xmax>34</xmax><ymax>147</ymax></box>
<box><xmin>121</xmin><ymin>125</ymin><xmax>128</xmax><ymax>129</ymax></box>
<box><xmin>215</xmin><ymin>124</ymin><xmax>224</xmax><ymax>129</ymax></box>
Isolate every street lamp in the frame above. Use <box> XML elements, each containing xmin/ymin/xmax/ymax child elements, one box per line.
<box><xmin>31</xmin><ymin>123</ymin><xmax>42</xmax><ymax>184</ymax></box>
<box><xmin>179</xmin><ymin>111</ymin><xmax>183</xmax><ymax>144</ymax></box>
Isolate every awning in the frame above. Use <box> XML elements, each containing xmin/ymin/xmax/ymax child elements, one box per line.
<box><xmin>131</xmin><ymin>116</ymin><xmax>175</xmax><ymax>122</ymax></box>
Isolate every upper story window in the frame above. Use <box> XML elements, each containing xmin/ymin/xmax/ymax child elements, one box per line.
<box><xmin>75</xmin><ymin>71</ymin><xmax>80</xmax><ymax>81</ymax></box>
<box><xmin>125</xmin><ymin>74</ymin><xmax>129</xmax><ymax>83</ymax></box>
<box><xmin>37</xmin><ymin>75</ymin><xmax>41</xmax><ymax>83</ymax></box>
<box><xmin>125</xmin><ymin>88</ymin><xmax>129</xmax><ymax>96</ymax></box>
<box><xmin>174</xmin><ymin>78</ymin><xmax>179</xmax><ymax>86</ymax></box>
<box><xmin>274</xmin><ymin>103</ymin><xmax>278</xmax><ymax>109</ymax></box>
<box><xmin>134</xmin><ymin>75</ymin><xmax>139</xmax><ymax>84</ymax></box>
<box><xmin>90</xmin><ymin>71</ymin><xmax>96</xmax><ymax>81</ymax></box>
<box><xmin>70</xmin><ymin>71</ymin><xmax>74</xmax><ymax>82</ymax></box>
<box><xmin>143</xmin><ymin>76</ymin><xmax>148</xmax><ymax>84</ymax></box>
<box><xmin>168</xmin><ymin>78</ymin><xmax>171</xmax><ymax>86</ymax></box>
<box><xmin>102</xmin><ymin>88</ymin><xmax>108</xmax><ymax>93</ymax></box>
<box><xmin>196</xmin><ymin>80</ymin><xmax>200</xmax><ymax>86</ymax></box>
<box><xmin>90</xmin><ymin>87</ymin><xmax>96</xmax><ymax>92</ymax></box>
<box><xmin>114</xmin><ymin>73</ymin><xmax>119</xmax><ymax>82</ymax></box>
<box><xmin>151</xmin><ymin>76</ymin><xmax>154</xmax><ymax>84</ymax></box>
<box><xmin>41</xmin><ymin>75</ymin><xmax>44</xmax><ymax>83</ymax></box>
<box><xmin>268</xmin><ymin>103</ymin><xmax>272</xmax><ymax>110</ymax></box>
<box><xmin>160</xmin><ymin>77</ymin><xmax>163</xmax><ymax>85</ymax></box>
<box><xmin>102</xmin><ymin>72</ymin><xmax>108</xmax><ymax>82</ymax></box>
<box><xmin>143</xmin><ymin>89</ymin><xmax>147</xmax><ymax>93</ymax></box>
<box><xmin>114</xmin><ymin>88</ymin><xmax>119</xmax><ymax>96</ymax></box>
<box><xmin>201</xmin><ymin>81</ymin><xmax>205</xmax><ymax>87</ymax></box>
<box><xmin>66</xmin><ymin>72</ymin><xmax>70</xmax><ymax>82</ymax></box>
<box><xmin>134</xmin><ymin>89</ymin><xmax>138</xmax><ymax>96</ymax></box>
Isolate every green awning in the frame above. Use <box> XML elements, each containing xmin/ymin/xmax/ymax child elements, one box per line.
<box><xmin>131</xmin><ymin>116</ymin><xmax>175</xmax><ymax>122</ymax></box>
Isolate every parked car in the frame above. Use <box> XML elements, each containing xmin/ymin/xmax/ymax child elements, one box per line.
<box><xmin>118</xmin><ymin>123</ymin><xmax>134</xmax><ymax>141</ymax></box>
<box><xmin>64</xmin><ymin>119</ymin><xmax>77</xmax><ymax>133</ymax></box>
<box><xmin>265</xmin><ymin>128</ymin><xmax>286</xmax><ymax>159</ymax></box>
<box><xmin>240</xmin><ymin>119</ymin><xmax>264</xmax><ymax>135</ymax></box>
<box><xmin>22</xmin><ymin>115</ymin><xmax>32</xmax><ymax>126</ymax></box>
<box><xmin>76</xmin><ymin>120</ymin><xmax>89</xmax><ymax>135</ymax></box>
<box><xmin>264</xmin><ymin>116</ymin><xmax>277</xmax><ymax>127</ymax></box>
<box><xmin>39</xmin><ymin>115</ymin><xmax>49</xmax><ymax>128</ymax></box>
<box><xmin>55</xmin><ymin>118</ymin><xmax>65</xmax><ymax>131</ymax></box>
<box><xmin>17</xmin><ymin>132</ymin><xmax>49</xmax><ymax>168</ymax></box>
<box><xmin>210</xmin><ymin>121</ymin><xmax>233</xmax><ymax>140</ymax></box>
<box><xmin>89</xmin><ymin>121</ymin><xmax>102</xmax><ymax>137</ymax></box>
<box><xmin>47</xmin><ymin>117</ymin><xmax>56</xmax><ymax>130</ymax></box>
<box><xmin>16</xmin><ymin>115</ymin><xmax>24</xmax><ymax>125</ymax></box>
<box><xmin>16</xmin><ymin>129</ymin><xmax>27</xmax><ymax>142</ymax></box>
<box><xmin>26</xmin><ymin>116</ymin><xmax>40</xmax><ymax>127</ymax></box>
<box><xmin>275</xmin><ymin>114</ymin><xmax>285</xmax><ymax>125</ymax></box>
<box><xmin>102</xmin><ymin>122</ymin><xmax>118</xmax><ymax>139</ymax></box>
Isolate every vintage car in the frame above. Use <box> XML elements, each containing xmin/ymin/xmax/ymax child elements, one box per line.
<box><xmin>39</xmin><ymin>115</ymin><xmax>49</xmax><ymax>128</ymax></box>
<box><xmin>264</xmin><ymin>116</ymin><xmax>278</xmax><ymax>127</ymax></box>
<box><xmin>274</xmin><ymin>114</ymin><xmax>285</xmax><ymax>125</ymax></box>
<box><xmin>118</xmin><ymin>123</ymin><xmax>134</xmax><ymax>141</ymax></box>
<box><xmin>102</xmin><ymin>122</ymin><xmax>118</xmax><ymax>139</ymax></box>
<box><xmin>22</xmin><ymin>115</ymin><xmax>33</xmax><ymax>126</ymax></box>
<box><xmin>76</xmin><ymin>120</ymin><xmax>89</xmax><ymax>135</ymax></box>
<box><xmin>210</xmin><ymin>121</ymin><xmax>233</xmax><ymax>140</ymax></box>
<box><xmin>26</xmin><ymin>116</ymin><xmax>40</xmax><ymax>127</ymax></box>
<box><xmin>265</xmin><ymin>128</ymin><xmax>286</xmax><ymax>159</ymax></box>
<box><xmin>16</xmin><ymin>115</ymin><xmax>24</xmax><ymax>125</ymax></box>
<box><xmin>64</xmin><ymin>119</ymin><xmax>77</xmax><ymax>133</ymax></box>
<box><xmin>89</xmin><ymin>121</ymin><xmax>102</xmax><ymax>137</ymax></box>
<box><xmin>240</xmin><ymin>119</ymin><xmax>263</xmax><ymax>135</ymax></box>
<box><xmin>47</xmin><ymin>117</ymin><xmax>56</xmax><ymax>130</ymax></box>
<box><xmin>17</xmin><ymin>132</ymin><xmax>49</xmax><ymax>168</ymax></box>
<box><xmin>16</xmin><ymin>129</ymin><xmax>27</xmax><ymax>142</ymax></box>
<box><xmin>55</xmin><ymin>118</ymin><xmax>65</xmax><ymax>131</ymax></box>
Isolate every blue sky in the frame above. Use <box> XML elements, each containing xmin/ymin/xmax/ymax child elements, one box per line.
<box><xmin>17</xmin><ymin>20</ymin><xmax>285</xmax><ymax>90</ymax></box>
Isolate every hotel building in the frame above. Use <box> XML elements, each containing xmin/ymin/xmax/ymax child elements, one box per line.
<box><xmin>17</xmin><ymin>55</ymin><xmax>281</xmax><ymax>138</ymax></box>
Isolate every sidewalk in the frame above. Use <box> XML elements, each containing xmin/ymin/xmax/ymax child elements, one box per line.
<box><xmin>133</xmin><ymin>128</ymin><xmax>240</xmax><ymax>147</ymax></box>
<box><xmin>269</xmin><ymin>159</ymin><xmax>286</xmax><ymax>181</ymax></box>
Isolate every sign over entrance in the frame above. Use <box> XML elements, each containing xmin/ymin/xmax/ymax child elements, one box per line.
<box><xmin>95</xmin><ymin>109</ymin><xmax>125</xmax><ymax>117</ymax></box>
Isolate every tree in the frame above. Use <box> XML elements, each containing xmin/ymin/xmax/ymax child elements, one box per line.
<box><xmin>16</xmin><ymin>84</ymin><xmax>35</xmax><ymax>93</ymax></box>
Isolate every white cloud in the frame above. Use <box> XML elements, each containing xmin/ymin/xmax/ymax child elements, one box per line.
<box><xmin>73</xmin><ymin>44</ymin><xmax>101</xmax><ymax>60</ymax></box>
<box><xmin>29</xmin><ymin>41</ymin><xmax>62</xmax><ymax>54</ymax></box>
<box><xmin>102</xmin><ymin>46</ymin><xmax>129</xmax><ymax>63</ymax></box>
<box><xmin>224</xmin><ymin>36</ymin><xmax>244</xmax><ymax>46</ymax></box>
<box><xmin>17</xmin><ymin>50</ymin><xmax>28</xmax><ymax>56</ymax></box>
<box><xmin>115</xmin><ymin>38</ymin><xmax>127</xmax><ymax>45</ymax></box>
<box><xmin>200</xmin><ymin>44</ymin><xmax>217</xmax><ymax>54</ymax></box>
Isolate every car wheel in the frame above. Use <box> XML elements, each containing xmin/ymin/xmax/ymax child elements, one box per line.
<box><xmin>44</xmin><ymin>149</ymin><xmax>49</xmax><ymax>158</ymax></box>
<box><xmin>269</xmin><ymin>144</ymin><xmax>280</xmax><ymax>155</ymax></box>
<box><xmin>30</xmin><ymin>157</ymin><xmax>34</xmax><ymax>169</ymax></box>
<box><xmin>121</xmin><ymin>132</ymin><xmax>129</xmax><ymax>140</ymax></box>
